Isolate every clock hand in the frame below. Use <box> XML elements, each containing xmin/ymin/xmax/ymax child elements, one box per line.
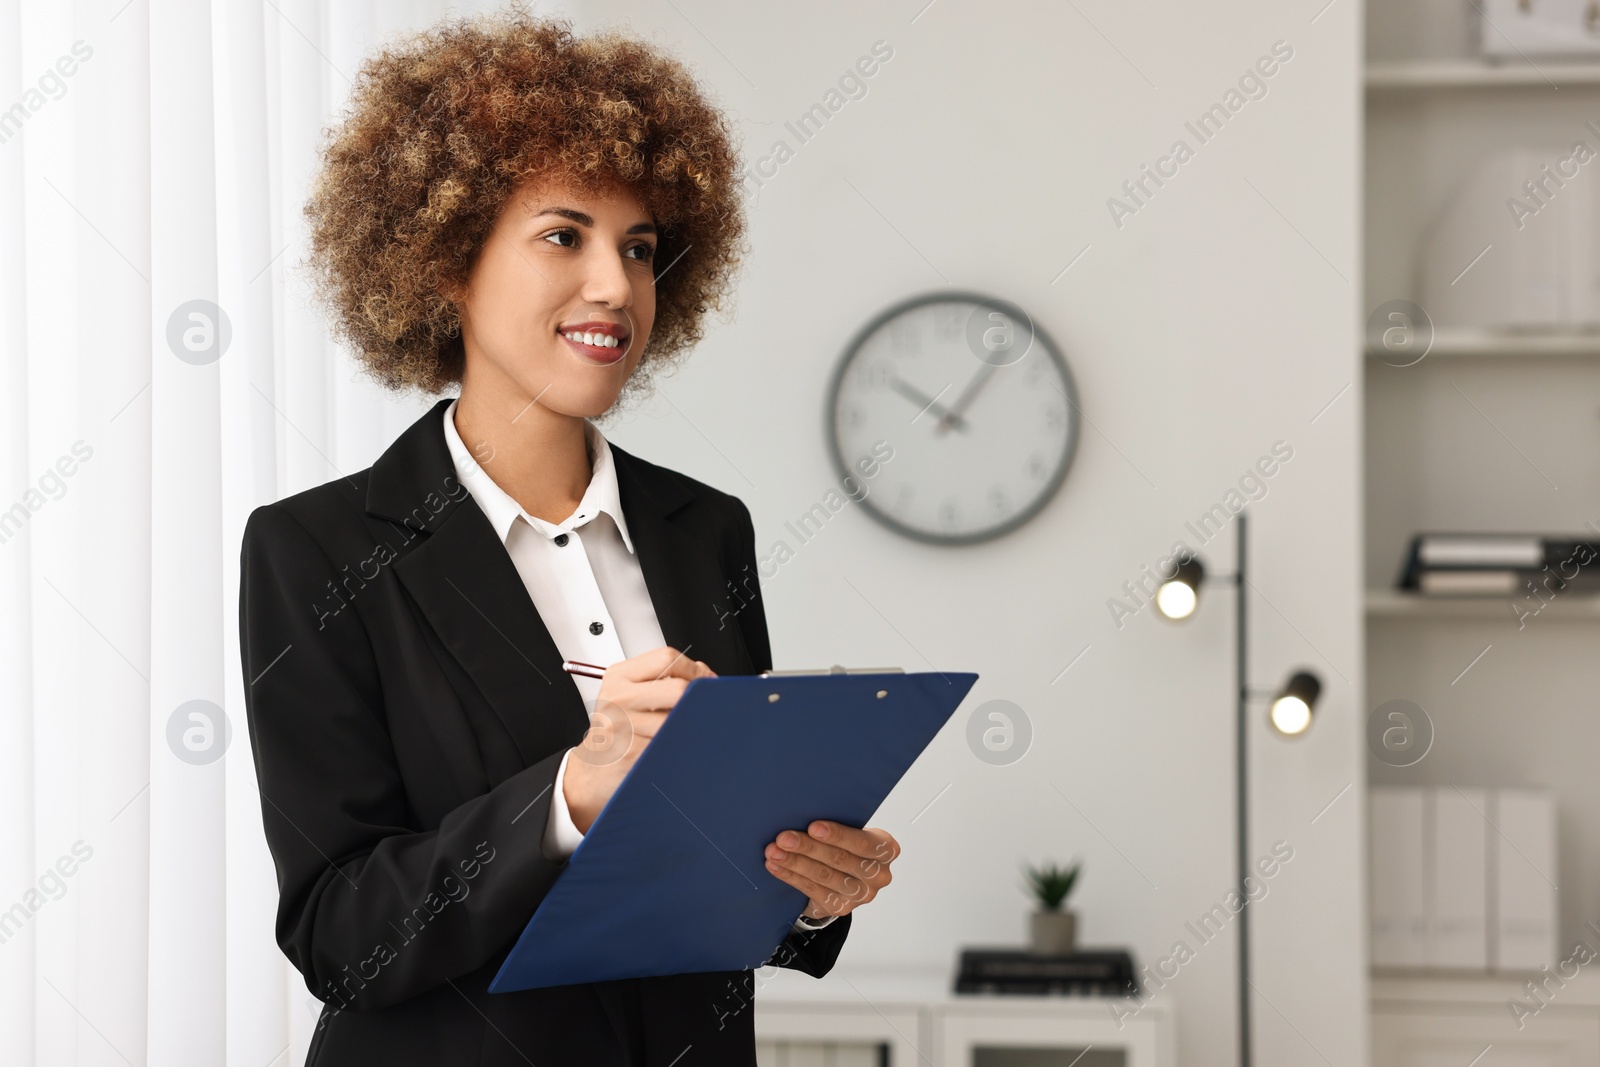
<box><xmin>934</xmin><ymin>361</ymin><xmax>1000</xmax><ymax>435</ymax></box>
<box><xmin>888</xmin><ymin>375</ymin><xmax>969</xmax><ymax>432</ymax></box>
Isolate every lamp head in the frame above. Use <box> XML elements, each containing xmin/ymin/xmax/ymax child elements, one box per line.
<box><xmin>1155</xmin><ymin>555</ymin><xmax>1205</xmax><ymax>621</ymax></box>
<box><xmin>1269</xmin><ymin>670</ymin><xmax>1321</xmax><ymax>736</ymax></box>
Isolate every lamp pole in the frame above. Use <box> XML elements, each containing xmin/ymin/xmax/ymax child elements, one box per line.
<box><xmin>1234</xmin><ymin>511</ymin><xmax>1252</xmax><ymax>1067</ymax></box>
<box><xmin>1182</xmin><ymin>509</ymin><xmax>1315</xmax><ymax>1066</ymax></box>
<box><xmin>1167</xmin><ymin>508</ymin><xmax>1319</xmax><ymax>1065</ymax></box>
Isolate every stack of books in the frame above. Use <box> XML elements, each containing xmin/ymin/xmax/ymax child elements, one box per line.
<box><xmin>953</xmin><ymin>947</ymin><xmax>1139</xmax><ymax>997</ymax></box>
<box><xmin>1397</xmin><ymin>533</ymin><xmax>1600</xmax><ymax>596</ymax></box>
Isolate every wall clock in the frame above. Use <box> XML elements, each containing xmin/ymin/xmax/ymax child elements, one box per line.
<box><xmin>825</xmin><ymin>291</ymin><xmax>1080</xmax><ymax>545</ymax></box>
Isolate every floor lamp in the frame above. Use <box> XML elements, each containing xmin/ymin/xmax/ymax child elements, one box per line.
<box><xmin>1152</xmin><ymin>510</ymin><xmax>1323</xmax><ymax>1067</ymax></box>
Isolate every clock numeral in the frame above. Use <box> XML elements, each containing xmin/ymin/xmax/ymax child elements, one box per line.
<box><xmin>1043</xmin><ymin>404</ymin><xmax>1066</xmax><ymax>430</ymax></box>
<box><xmin>989</xmin><ymin>486</ymin><xmax>1009</xmax><ymax>515</ymax></box>
<box><xmin>858</xmin><ymin>360</ymin><xmax>892</xmax><ymax>388</ymax></box>
<box><xmin>892</xmin><ymin>483</ymin><xmax>914</xmax><ymax>514</ymax></box>
<box><xmin>938</xmin><ymin>498</ymin><xmax>961</xmax><ymax>529</ymax></box>
<box><xmin>1026</xmin><ymin>452</ymin><xmax>1047</xmax><ymax>479</ymax></box>
<box><xmin>933</xmin><ymin>304</ymin><xmax>964</xmax><ymax>340</ymax></box>
<box><xmin>888</xmin><ymin>318</ymin><xmax>920</xmax><ymax>353</ymax></box>
<box><xmin>839</xmin><ymin>404</ymin><xmax>863</xmax><ymax>427</ymax></box>
<box><xmin>1024</xmin><ymin>360</ymin><xmax>1045</xmax><ymax>387</ymax></box>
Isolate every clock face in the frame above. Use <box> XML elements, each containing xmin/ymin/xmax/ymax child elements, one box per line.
<box><xmin>826</xmin><ymin>291</ymin><xmax>1080</xmax><ymax>545</ymax></box>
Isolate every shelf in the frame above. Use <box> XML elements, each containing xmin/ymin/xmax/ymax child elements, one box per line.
<box><xmin>1367</xmin><ymin>59</ymin><xmax>1600</xmax><ymax>90</ymax></box>
<box><xmin>1365</xmin><ymin>329</ymin><xmax>1600</xmax><ymax>361</ymax></box>
<box><xmin>1366</xmin><ymin>588</ymin><xmax>1600</xmax><ymax>622</ymax></box>
<box><xmin>1374</xmin><ymin>968</ymin><xmax>1600</xmax><ymax>1006</ymax></box>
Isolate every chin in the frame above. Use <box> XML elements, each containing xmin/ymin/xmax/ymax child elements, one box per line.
<box><xmin>527</xmin><ymin>381</ymin><xmax>625</xmax><ymax>421</ymax></box>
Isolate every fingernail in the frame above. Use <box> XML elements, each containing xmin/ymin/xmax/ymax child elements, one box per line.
<box><xmin>814</xmin><ymin>823</ymin><xmax>830</xmax><ymax>839</ymax></box>
<box><xmin>780</xmin><ymin>832</ymin><xmax>799</xmax><ymax>848</ymax></box>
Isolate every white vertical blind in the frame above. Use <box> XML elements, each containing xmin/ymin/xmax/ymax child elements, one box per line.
<box><xmin>0</xmin><ymin>0</ymin><xmax>37</xmax><ymax>1060</ymax></box>
<box><xmin>0</xmin><ymin>2</ymin><xmax>501</xmax><ymax>1063</ymax></box>
<box><xmin>147</xmin><ymin>0</ymin><xmax>225</xmax><ymax>1061</ymax></box>
<box><xmin>73</xmin><ymin>3</ymin><xmax>155</xmax><ymax>1067</ymax></box>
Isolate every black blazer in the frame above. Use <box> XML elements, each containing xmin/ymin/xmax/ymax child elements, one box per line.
<box><xmin>238</xmin><ymin>397</ymin><xmax>850</xmax><ymax>1067</ymax></box>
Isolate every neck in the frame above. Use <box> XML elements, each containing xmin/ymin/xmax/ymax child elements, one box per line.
<box><xmin>453</xmin><ymin>373</ymin><xmax>593</xmax><ymax>526</ymax></box>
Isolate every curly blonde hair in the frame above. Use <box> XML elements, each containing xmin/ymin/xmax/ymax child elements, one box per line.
<box><xmin>302</xmin><ymin>3</ymin><xmax>747</xmax><ymax>400</ymax></box>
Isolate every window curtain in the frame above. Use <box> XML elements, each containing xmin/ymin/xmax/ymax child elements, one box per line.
<box><xmin>0</xmin><ymin>2</ymin><xmax>501</xmax><ymax>1063</ymax></box>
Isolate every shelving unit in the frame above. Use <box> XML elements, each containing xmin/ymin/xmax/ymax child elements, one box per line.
<box><xmin>1362</xmin><ymin>3</ymin><xmax>1600</xmax><ymax>1064</ymax></box>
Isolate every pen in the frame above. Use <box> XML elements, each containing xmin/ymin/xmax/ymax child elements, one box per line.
<box><xmin>562</xmin><ymin>659</ymin><xmax>609</xmax><ymax>679</ymax></box>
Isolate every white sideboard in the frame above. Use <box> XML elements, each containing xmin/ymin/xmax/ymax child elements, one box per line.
<box><xmin>753</xmin><ymin>965</ymin><xmax>1174</xmax><ymax>1067</ymax></box>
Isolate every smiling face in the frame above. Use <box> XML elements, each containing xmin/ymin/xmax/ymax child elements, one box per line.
<box><xmin>452</xmin><ymin>175</ymin><xmax>658</xmax><ymax>419</ymax></box>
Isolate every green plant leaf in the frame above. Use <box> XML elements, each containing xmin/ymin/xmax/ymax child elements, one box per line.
<box><xmin>1019</xmin><ymin>858</ymin><xmax>1083</xmax><ymax>911</ymax></box>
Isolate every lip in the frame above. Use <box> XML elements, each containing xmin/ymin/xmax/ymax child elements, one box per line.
<box><xmin>557</xmin><ymin>322</ymin><xmax>630</xmax><ymax>366</ymax></box>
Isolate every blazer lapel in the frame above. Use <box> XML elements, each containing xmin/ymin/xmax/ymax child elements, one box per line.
<box><xmin>610</xmin><ymin>442</ymin><xmax>753</xmax><ymax>677</ymax></box>
<box><xmin>369</xmin><ymin>399</ymin><xmax>586</xmax><ymax>770</ymax></box>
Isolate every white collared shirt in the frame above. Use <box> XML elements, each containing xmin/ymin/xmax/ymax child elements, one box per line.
<box><xmin>441</xmin><ymin>399</ymin><xmax>834</xmax><ymax>932</ymax></box>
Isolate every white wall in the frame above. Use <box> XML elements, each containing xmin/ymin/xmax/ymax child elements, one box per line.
<box><xmin>564</xmin><ymin>2</ymin><xmax>1368</xmax><ymax>1064</ymax></box>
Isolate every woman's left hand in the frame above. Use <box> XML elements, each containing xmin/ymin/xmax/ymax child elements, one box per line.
<box><xmin>764</xmin><ymin>821</ymin><xmax>900</xmax><ymax>921</ymax></box>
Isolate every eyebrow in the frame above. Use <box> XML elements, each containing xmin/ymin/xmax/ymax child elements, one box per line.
<box><xmin>529</xmin><ymin>205</ymin><xmax>657</xmax><ymax>236</ymax></box>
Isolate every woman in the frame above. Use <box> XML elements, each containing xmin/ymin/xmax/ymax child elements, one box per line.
<box><xmin>238</xmin><ymin>9</ymin><xmax>900</xmax><ymax>1065</ymax></box>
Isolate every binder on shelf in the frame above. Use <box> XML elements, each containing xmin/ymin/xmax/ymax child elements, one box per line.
<box><xmin>1432</xmin><ymin>788</ymin><xmax>1488</xmax><ymax>969</ymax></box>
<box><xmin>1396</xmin><ymin>533</ymin><xmax>1600</xmax><ymax>597</ymax></box>
<box><xmin>1493</xmin><ymin>789</ymin><xmax>1559</xmax><ymax>970</ymax></box>
<box><xmin>1369</xmin><ymin>787</ymin><xmax>1429</xmax><ymax>968</ymax></box>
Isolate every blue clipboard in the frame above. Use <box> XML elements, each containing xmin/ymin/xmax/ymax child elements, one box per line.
<box><xmin>488</xmin><ymin>667</ymin><xmax>979</xmax><ymax>993</ymax></box>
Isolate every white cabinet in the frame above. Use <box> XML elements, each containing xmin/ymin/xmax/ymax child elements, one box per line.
<box><xmin>754</xmin><ymin>966</ymin><xmax>1173</xmax><ymax>1067</ymax></box>
<box><xmin>931</xmin><ymin>999</ymin><xmax>1171</xmax><ymax>1067</ymax></box>
<box><xmin>756</xmin><ymin>999</ymin><xmax>921</xmax><ymax>1067</ymax></box>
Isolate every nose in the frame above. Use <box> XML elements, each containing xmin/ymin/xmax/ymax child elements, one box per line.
<box><xmin>581</xmin><ymin>241</ymin><xmax>634</xmax><ymax>311</ymax></box>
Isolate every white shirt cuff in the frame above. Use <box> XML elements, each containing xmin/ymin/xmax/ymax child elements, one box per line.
<box><xmin>542</xmin><ymin>748</ymin><xmax>586</xmax><ymax>861</ymax></box>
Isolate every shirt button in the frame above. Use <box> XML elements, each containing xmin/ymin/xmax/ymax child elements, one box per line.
<box><xmin>590</xmin><ymin>621</ymin><xmax>604</xmax><ymax>635</ymax></box>
<box><xmin>554</xmin><ymin>533</ymin><xmax>569</xmax><ymax>547</ymax></box>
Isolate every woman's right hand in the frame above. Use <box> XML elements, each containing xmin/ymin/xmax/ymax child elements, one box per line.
<box><xmin>562</xmin><ymin>646</ymin><xmax>716</xmax><ymax>834</ymax></box>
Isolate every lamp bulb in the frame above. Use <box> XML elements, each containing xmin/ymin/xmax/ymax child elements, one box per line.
<box><xmin>1156</xmin><ymin>580</ymin><xmax>1197</xmax><ymax>620</ymax></box>
<box><xmin>1270</xmin><ymin>695</ymin><xmax>1312</xmax><ymax>736</ymax></box>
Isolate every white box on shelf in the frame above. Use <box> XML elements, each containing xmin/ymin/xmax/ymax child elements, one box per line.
<box><xmin>1417</xmin><ymin>148</ymin><xmax>1600</xmax><ymax>331</ymax></box>
<box><xmin>1370</xmin><ymin>787</ymin><xmax>1429</xmax><ymax>967</ymax></box>
<box><xmin>1432</xmin><ymin>788</ymin><xmax>1489</xmax><ymax>968</ymax></box>
<box><xmin>1477</xmin><ymin>0</ymin><xmax>1600</xmax><ymax>58</ymax></box>
<box><xmin>1369</xmin><ymin>786</ymin><xmax>1561</xmax><ymax>972</ymax></box>
<box><xmin>1492</xmin><ymin>788</ymin><xmax>1559</xmax><ymax>969</ymax></box>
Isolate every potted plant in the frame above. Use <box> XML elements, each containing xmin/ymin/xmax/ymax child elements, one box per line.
<box><xmin>1020</xmin><ymin>858</ymin><xmax>1082</xmax><ymax>955</ymax></box>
